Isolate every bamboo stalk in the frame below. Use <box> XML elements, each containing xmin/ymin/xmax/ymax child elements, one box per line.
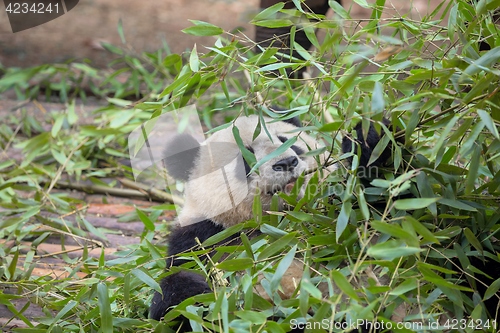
<box><xmin>117</xmin><ymin>177</ymin><xmax>183</xmax><ymax>205</ymax></box>
<box><xmin>48</xmin><ymin>180</ymin><xmax>176</xmax><ymax>203</ymax></box>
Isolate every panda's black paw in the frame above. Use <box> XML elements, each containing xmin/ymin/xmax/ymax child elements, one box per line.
<box><xmin>149</xmin><ymin>271</ymin><xmax>211</xmax><ymax>321</ymax></box>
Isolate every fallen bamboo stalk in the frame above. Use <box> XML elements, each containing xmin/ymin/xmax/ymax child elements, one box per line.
<box><xmin>117</xmin><ymin>177</ymin><xmax>183</xmax><ymax>205</ymax></box>
<box><xmin>0</xmin><ymin>240</ymin><xmax>115</xmax><ymax>259</ymax></box>
<box><xmin>51</xmin><ymin>181</ymin><xmax>152</xmax><ymax>199</ymax></box>
<box><xmin>47</xmin><ymin>180</ymin><xmax>179</xmax><ymax>203</ymax></box>
<box><xmin>0</xmin><ymin>318</ymin><xmax>39</xmax><ymax>329</ymax></box>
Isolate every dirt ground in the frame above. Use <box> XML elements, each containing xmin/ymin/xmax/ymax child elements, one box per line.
<box><xmin>0</xmin><ymin>0</ymin><xmax>435</xmax><ymax>68</ymax></box>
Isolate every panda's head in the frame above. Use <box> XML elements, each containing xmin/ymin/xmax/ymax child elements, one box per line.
<box><xmin>163</xmin><ymin>115</ymin><xmax>324</xmax><ymax>228</ymax></box>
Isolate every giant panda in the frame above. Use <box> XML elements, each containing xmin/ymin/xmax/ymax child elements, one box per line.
<box><xmin>148</xmin><ymin>113</ymin><xmax>397</xmax><ymax>328</ymax></box>
<box><xmin>149</xmin><ymin>114</ymin><xmax>332</xmax><ymax>321</ymax></box>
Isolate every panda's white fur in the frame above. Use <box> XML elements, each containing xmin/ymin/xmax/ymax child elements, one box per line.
<box><xmin>177</xmin><ymin>115</ymin><xmax>325</xmax><ymax>229</ymax></box>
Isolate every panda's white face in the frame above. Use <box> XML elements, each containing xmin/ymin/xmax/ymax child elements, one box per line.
<box><xmin>172</xmin><ymin>115</ymin><xmax>324</xmax><ymax>228</ymax></box>
<box><xmin>247</xmin><ymin>124</ymin><xmax>308</xmax><ymax>196</ymax></box>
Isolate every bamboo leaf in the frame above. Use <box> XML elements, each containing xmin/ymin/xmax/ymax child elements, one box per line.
<box><xmin>233</xmin><ymin>125</ymin><xmax>257</xmax><ymax>175</ymax></box>
<box><xmin>51</xmin><ymin>114</ymin><xmax>65</xmax><ymax>138</ymax></box>
<box><xmin>394</xmin><ymin>197</ymin><xmax>440</xmax><ymax>210</ymax></box>
<box><xmin>183</xmin><ymin>20</ymin><xmax>224</xmax><ymax>36</ymax></box>
<box><xmin>331</xmin><ymin>270</ymin><xmax>360</xmax><ymax>301</ymax></box>
<box><xmin>371</xmin><ymin>81</ymin><xmax>385</xmax><ymax>114</ymax></box>
<box><xmin>461</xmin><ymin>46</ymin><xmax>500</xmax><ymax>79</ymax></box>
<box><xmin>248</xmin><ymin>136</ymin><xmax>297</xmax><ymax>174</ymax></box>
<box><xmin>367</xmin><ymin>240</ymin><xmax>423</xmax><ymax>260</ymax></box>
<box><xmin>235</xmin><ymin>310</ymin><xmax>268</xmax><ymax>324</ymax></box>
<box><xmin>97</xmin><ymin>283</ymin><xmax>113</xmax><ymax>333</ymax></box>
<box><xmin>270</xmin><ymin>245</ymin><xmax>297</xmax><ymax>291</ymax></box>
<box><xmin>135</xmin><ymin>208</ymin><xmax>155</xmax><ymax>231</ymax></box>
<box><xmin>336</xmin><ymin>200</ymin><xmax>351</xmax><ymax>242</ymax></box>
<box><xmin>389</xmin><ymin>278</ymin><xmax>418</xmax><ymax>296</ymax></box>
<box><xmin>371</xmin><ymin>221</ymin><xmax>415</xmax><ymax>241</ymax></box>
<box><xmin>439</xmin><ymin>198</ymin><xmax>477</xmax><ymax>212</ymax></box>
<box><xmin>406</xmin><ymin>216</ymin><xmax>440</xmax><ymax>244</ymax></box>
<box><xmin>131</xmin><ymin>268</ymin><xmax>162</xmax><ymax>294</ymax></box>
<box><xmin>253</xmin><ymin>19</ymin><xmax>294</xmax><ymax>28</ymax></box>
<box><xmin>256</xmin><ymin>63</ymin><xmax>297</xmax><ymax>73</ymax></box>
<box><xmin>463</xmin><ymin>227</ymin><xmax>484</xmax><ymax>253</ymax></box>
<box><xmin>465</xmin><ymin>144</ymin><xmax>481</xmax><ymax>195</ymax></box>
<box><xmin>252</xmin><ymin>2</ymin><xmax>284</xmax><ymax>22</ymax></box>
<box><xmin>477</xmin><ymin>109</ymin><xmax>500</xmax><ymax>139</ymax></box>
<box><xmin>484</xmin><ymin>278</ymin><xmax>500</xmax><ymax>301</ymax></box>
<box><xmin>216</xmin><ymin>258</ymin><xmax>254</xmax><ymax>271</ymax></box>
<box><xmin>257</xmin><ymin>232</ymin><xmax>297</xmax><ymax>261</ymax></box>
<box><xmin>189</xmin><ymin>45</ymin><xmax>200</xmax><ymax>72</ymax></box>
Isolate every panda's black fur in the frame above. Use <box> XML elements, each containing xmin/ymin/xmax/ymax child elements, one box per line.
<box><xmin>341</xmin><ymin>118</ymin><xmax>392</xmax><ymax>168</ymax></box>
<box><xmin>162</xmin><ymin>133</ymin><xmax>202</xmax><ymax>181</ymax></box>
<box><xmin>149</xmin><ymin>219</ymin><xmax>237</xmax><ymax>321</ymax></box>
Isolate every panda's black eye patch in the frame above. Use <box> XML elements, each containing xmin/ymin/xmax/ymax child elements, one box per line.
<box><xmin>291</xmin><ymin>145</ymin><xmax>304</xmax><ymax>156</ymax></box>
<box><xmin>278</xmin><ymin>136</ymin><xmax>288</xmax><ymax>143</ymax></box>
<box><xmin>242</xmin><ymin>146</ymin><xmax>255</xmax><ymax>176</ymax></box>
<box><xmin>277</xmin><ymin>136</ymin><xmax>304</xmax><ymax>155</ymax></box>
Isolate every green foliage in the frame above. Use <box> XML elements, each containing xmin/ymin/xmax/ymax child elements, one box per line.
<box><xmin>0</xmin><ymin>42</ymin><xmax>179</xmax><ymax>102</ymax></box>
<box><xmin>1</xmin><ymin>0</ymin><xmax>500</xmax><ymax>332</ymax></box>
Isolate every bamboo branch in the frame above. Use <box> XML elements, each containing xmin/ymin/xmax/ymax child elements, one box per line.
<box><xmin>117</xmin><ymin>177</ymin><xmax>183</xmax><ymax>204</ymax></box>
<box><xmin>47</xmin><ymin>180</ymin><xmax>179</xmax><ymax>203</ymax></box>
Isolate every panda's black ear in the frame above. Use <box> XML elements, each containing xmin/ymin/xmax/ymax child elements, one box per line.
<box><xmin>283</xmin><ymin>117</ymin><xmax>302</xmax><ymax>127</ymax></box>
<box><xmin>270</xmin><ymin>106</ymin><xmax>302</xmax><ymax>127</ymax></box>
<box><xmin>342</xmin><ymin>119</ymin><xmax>391</xmax><ymax>168</ymax></box>
<box><xmin>163</xmin><ymin>133</ymin><xmax>200</xmax><ymax>181</ymax></box>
